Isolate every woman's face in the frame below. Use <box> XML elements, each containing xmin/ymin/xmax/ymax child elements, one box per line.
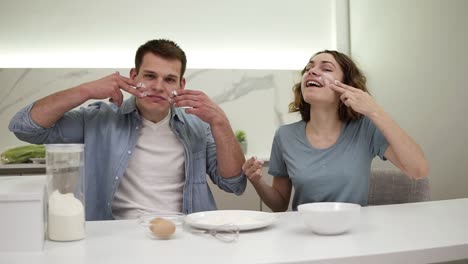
<box><xmin>301</xmin><ymin>52</ymin><xmax>344</xmax><ymax>106</ymax></box>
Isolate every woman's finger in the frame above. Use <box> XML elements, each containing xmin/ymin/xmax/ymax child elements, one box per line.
<box><xmin>340</xmin><ymin>93</ymin><xmax>347</xmax><ymax>101</ymax></box>
<box><xmin>340</xmin><ymin>93</ymin><xmax>351</xmax><ymax>107</ymax></box>
<box><xmin>247</xmin><ymin>168</ymin><xmax>263</xmax><ymax>182</ymax></box>
<box><xmin>242</xmin><ymin>157</ymin><xmax>256</xmax><ymax>171</ymax></box>
<box><xmin>248</xmin><ymin>161</ymin><xmax>263</xmax><ymax>174</ymax></box>
<box><xmin>252</xmin><ymin>168</ymin><xmax>263</xmax><ymax>179</ymax></box>
<box><xmin>330</xmin><ymin>83</ymin><xmax>347</xmax><ymax>94</ymax></box>
<box><xmin>343</xmin><ymin>99</ymin><xmax>351</xmax><ymax>107</ymax></box>
<box><xmin>334</xmin><ymin>80</ymin><xmax>360</xmax><ymax>92</ymax></box>
<box><xmin>245</xmin><ymin>163</ymin><xmax>260</xmax><ymax>177</ymax></box>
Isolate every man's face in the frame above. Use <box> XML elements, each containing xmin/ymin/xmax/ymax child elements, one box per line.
<box><xmin>131</xmin><ymin>53</ymin><xmax>185</xmax><ymax>119</ymax></box>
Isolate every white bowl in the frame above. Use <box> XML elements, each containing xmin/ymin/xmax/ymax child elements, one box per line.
<box><xmin>297</xmin><ymin>202</ymin><xmax>361</xmax><ymax>235</ymax></box>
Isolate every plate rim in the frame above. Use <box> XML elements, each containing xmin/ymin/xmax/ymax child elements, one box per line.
<box><xmin>185</xmin><ymin>210</ymin><xmax>277</xmax><ymax>231</ymax></box>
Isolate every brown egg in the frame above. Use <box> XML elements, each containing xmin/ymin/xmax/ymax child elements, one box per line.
<box><xmin>149</xmin><ymin>218</ymin><xmax>176</xmax><ymax>239</ymax></box>
<box><xmin>150</xmin><ymin>217</ymin><xmax>165</xmax><ymax>225</ymax></box>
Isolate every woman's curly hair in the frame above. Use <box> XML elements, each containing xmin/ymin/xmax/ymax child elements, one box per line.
<box><xmin>288</xmin><ymin>50</ymin><xmax>369</xmax><ymax>122</ymax></box>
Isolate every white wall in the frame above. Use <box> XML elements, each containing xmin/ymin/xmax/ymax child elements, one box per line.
<box><xmin>0</xmin><ymin>0</ymin><xmax>337</xmax><ymax>69</ymax></box>
<box><xmin>350</xmin><ymin>0</ymin><xmax>468</xmax><ymax>200</ymax></box>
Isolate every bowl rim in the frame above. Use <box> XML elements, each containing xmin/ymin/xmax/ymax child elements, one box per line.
<box><xmin>138</xmin><ymin>212</ymin><xmax>186</xmax><ymax>227</ymax></box>
<box><xmin>297</xmin><ymin>202</ymin><xmax>361</xmax><ymax>212</ymax></box>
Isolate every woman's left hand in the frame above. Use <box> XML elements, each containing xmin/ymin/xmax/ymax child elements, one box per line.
<box><xmin>330</xmin><ymin>80</ymin><xmax>382</xmax><ymax>116</ymax></box>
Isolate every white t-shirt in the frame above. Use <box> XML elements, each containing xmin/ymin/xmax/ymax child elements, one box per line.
<box><xmin>112</xmin><ymin>113</ymin><xmax>185</xmax><ymax>219</ymax></box>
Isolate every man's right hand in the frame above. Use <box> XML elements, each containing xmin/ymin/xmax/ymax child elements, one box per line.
<box><xmin>30</xmin><ymin>72</ymin><xmax>145</xmax><ymax>128</ymax></box>
<box><xmin>79</xmin><ymin>72</ymin><xmax>144</xmax><ymax>106</ymax></box>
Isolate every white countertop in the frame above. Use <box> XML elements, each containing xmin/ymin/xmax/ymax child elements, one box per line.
<box><xmin>1</xmin><ymin>198</ymin><xmax>468</xmax><ymax>263</ymax></box>
<box><xmin>0</xmin><ymin>176</ymin><xmax>46</xmax><ymax>200</ymax></box>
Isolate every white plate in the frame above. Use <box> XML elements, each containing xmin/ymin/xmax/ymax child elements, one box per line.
<box><xmin>185</xmin><ymin>210</ymin><xmax>278</xmax><ymax>231</ymax></box>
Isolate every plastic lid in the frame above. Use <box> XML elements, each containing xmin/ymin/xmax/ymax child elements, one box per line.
<box><xmin>45</xmin><ymin>144</ymin><xmax>84</xmax><ymax>153</ymax></box>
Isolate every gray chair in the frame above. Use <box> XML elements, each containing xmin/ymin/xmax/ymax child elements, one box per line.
<box><xmin>368</xmin><ymin>169</ymin><xmax>431</xmax><ymax>205</ymax></box>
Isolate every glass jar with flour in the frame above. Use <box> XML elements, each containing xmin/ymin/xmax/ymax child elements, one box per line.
<box><xmin>45</xmin><ymin>144</ymin><xmax>85</xmax><ymax>241</ymax></box>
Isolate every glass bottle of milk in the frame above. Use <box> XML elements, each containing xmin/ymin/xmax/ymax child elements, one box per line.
<box><xmin>45</xmin><ymin>144</ymin><xmax>85</xmax><ymax>241</ymax></box>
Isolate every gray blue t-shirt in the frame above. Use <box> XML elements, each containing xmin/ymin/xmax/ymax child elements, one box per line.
<box><xmin>268</xmin><ymin>116</ymin><xmax>389</xmax><ymax>210</ymax></box>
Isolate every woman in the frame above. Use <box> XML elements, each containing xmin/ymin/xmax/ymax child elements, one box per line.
<box><xmin>242</xmin><ymin>50</ymin><xmax>429</xmax><ymax>212</ymax></box>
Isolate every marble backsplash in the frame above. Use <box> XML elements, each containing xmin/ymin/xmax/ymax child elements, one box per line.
<box><xmin>0</xmin><ymin>68</ymin><xmax>302</xmax><ymax>159</ymax></box>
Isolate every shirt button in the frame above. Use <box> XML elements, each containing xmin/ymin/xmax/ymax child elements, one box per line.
<box><xmin>136</xmin><ymin>126</ymin><xmax>139</xmax><ymax>130</ymax></box>
<box><xmin>128</xmin><ymin>150</ymin><xmax>132</xmax><ymax>154</ymax></box>
<box><xmin>115</xmin><ymin>176</ymin><xmax>119</xmax><ymax>180</ymax></box>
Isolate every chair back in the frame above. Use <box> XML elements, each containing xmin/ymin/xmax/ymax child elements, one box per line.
<box><xmin>368</xmin><ymin>169</ymin><xmax>431</xmax><ymax>205</ymax></box>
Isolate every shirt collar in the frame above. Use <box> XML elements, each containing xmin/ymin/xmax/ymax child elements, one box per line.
<box><xmin>120</xmin><ymin>97</ymin><xmax>138</xmax><ymax>114</ymax></box>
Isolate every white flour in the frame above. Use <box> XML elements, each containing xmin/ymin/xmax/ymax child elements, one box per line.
<box><xmin>48</xmin><ymin>190</ymin><xmax>85</xmax><ymax>241</ymax></box>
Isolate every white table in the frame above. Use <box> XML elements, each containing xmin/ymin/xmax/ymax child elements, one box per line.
<box><xmin>1</xmin><ymin>198</ymin><xmax>468</xmax><ymax>264</ymax></box>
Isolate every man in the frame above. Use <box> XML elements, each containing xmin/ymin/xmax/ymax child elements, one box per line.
<box><xmin>9</xmin><ymin>39</ymin><xmax>246</xmax><ymax>220</ymax></box>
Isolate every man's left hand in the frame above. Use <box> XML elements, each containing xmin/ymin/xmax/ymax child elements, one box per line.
<box><xmin>172</xmin><ymin>89</ymin><xmax>227</xmax><ymax>126</ymax></box>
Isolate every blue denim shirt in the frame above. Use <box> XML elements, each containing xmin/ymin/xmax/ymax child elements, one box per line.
<box><xmin>9</xmin><ymin>98</ymin><xmax>246</xmax><ymax>220</ymax></box>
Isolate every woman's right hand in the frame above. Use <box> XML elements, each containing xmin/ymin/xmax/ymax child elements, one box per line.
<box><xmin>79</xmin><ymin>72</ymin><xmax>144</xmax><ymax>106</ymax></box>
<box><xmin>242</xmin><ymin>156</ymin><xmax>264</xmax><ymax>183</ymax></box>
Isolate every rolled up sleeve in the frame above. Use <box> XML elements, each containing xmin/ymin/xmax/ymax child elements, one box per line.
<box><xmin>9</xmin><ymin>102</ymin><xmax>85</xmax><ymax>144</ymax></box>
<box><xmin>217</xmin><ymin>173</ymin><xmax>247</xmax><ymax>195</ymax></box>
<box><xmin>205</xmin><ymin>129</ymin><xmax>247</xmax><ymax>195</ymax></box>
